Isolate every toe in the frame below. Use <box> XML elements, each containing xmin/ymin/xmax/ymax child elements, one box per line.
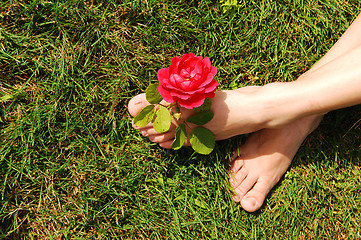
<box><xmin>229</xmin><ymin>164</ymin><xmax>247</xmax><ymax>189</ymax></box>
<box><xmin>149</xmin><ymin>132</ymin><xmax>176</xmax><ymax>143</ymax></box>
<box><xmin>231</xmin><ymin>146</ymin><xmax>243</xmax><ymax>162</ymax></box>
<box><xmin>133</xmin><ymin>121</ymin><xmax>153</xmax><ymax>130</ymax></box>
<box><xmin>229</xmin><ymin>157</ymin><xmax>245</xmax><ymax>173</ymax></box>
<box><xmin>240</xmin><ymin>178</ymin><xmax>274</xmax><ymax>212</ymax></box>
<box><xmin>142</xmin><ymin>125</ymin><xmax>176</xmax><ymax>136</ymax></box>
<box><xmin>159</xmin><ymin>140</ymin><xmax>174</xmax><ymax>149</ymax></box>
<box><xmin>232</xmin><ymin>173</ymin><xmax>257</xmax><ymax>202</ymax></box>
<box><xmin>241</xmin><ymin>197</ymin><xmax>261</xmax><ymax>212</ymax></box>
<box><xmin>140</xmin><ymin>129</ymin><xmax>148</xmax><ymax>137</ymax></box>
<box><xmin>158</xmin><ymin>138</ymin><xmax>191</xmax><ymax>149</ymax></box>
<box><xmin>128</xmin><ymin>93</ymin><xmax>149</xmax><ymax>117</ymax></box>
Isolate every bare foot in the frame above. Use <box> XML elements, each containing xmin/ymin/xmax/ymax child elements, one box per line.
<box><xmin>128</xmin><ymin>87</ymin><xmax>323</xmax><ymax>212</ymax></box>
<box><xmin>128</xmin><ymin>87</ymin><xmax>274</xmax><ymax>148</ymax></box>
<box><xmin>229</xmin><ymin>115</ymin><xmax>323</xmax><ymax>212</ymax></box>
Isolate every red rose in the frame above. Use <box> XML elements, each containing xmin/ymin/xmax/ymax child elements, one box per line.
<box><xmin>157</xmin><ymin>53</ymin><xmax>218</xmax><ymax>109</ymax></box>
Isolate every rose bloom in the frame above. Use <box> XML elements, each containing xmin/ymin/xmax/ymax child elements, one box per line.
<box><xmin>157</xmin><ymin>53</ymin><xmax>218</xmax><ymax>109</ymax></box>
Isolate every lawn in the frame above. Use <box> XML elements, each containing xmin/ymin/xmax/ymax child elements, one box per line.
<box><xmin>1</xmin><ymin>0</ymin><xmax>361</xmax><ymax>239</ymax></box>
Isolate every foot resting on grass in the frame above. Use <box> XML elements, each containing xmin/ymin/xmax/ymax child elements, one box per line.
<box><xmin>128</xmin><ymin>87</ymin><xmax>322</xmax><ymax>212</ymax></box>
<box><xmin>128</xmin><ymin>13</ymin><xmax>361</xmax><ymax>212</ymax></box>
<box><xmin>229</xmin><ymin>115</ymin><xmax>322</xmax><ymax>212</ymax></box>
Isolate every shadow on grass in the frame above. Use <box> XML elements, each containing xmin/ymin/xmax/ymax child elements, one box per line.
<box><xmin>162</xmin><ymin>134</ymin><xmax>246</xmax><ymax>178</ymax></box>
<box><xmin>296</xmin><ymin>104</ymin><xmax>361</xmax><ymax>167</ymax></box>
<box><xmin>0</xmin><ymin>209</ymin><xmax>29</xmax><ymax>240</ymax></box>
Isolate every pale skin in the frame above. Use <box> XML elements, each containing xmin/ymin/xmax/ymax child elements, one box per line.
<box><xmin>128</xmin><ymin>13</ymin><xmax>361</xmax><ymax>212</ymax></box>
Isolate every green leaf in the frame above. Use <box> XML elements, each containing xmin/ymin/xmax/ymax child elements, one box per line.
<box><xmin>146</xmin><ymin>83</ymin><xmax>163</xmax><ymax>104</ymax></box>
<box><xmin>186</xmin><ymin>110</ymin><xmax>214</xmax><ymax>125</ymax></box>
<box><xmin>189</xmin><ymin>127</ymin><xmax>215</xmax><ymax>155</ymax></box>
<box><xmin>153</xmin><ymin>105</ymin><xmax>171</xmax><ymax>133</ymax></box>
<box><xmin>194</xmin><ymin>98</ymin><xmax>212</xmax><ymax>113</ymax></box>
<box><xmin>171</xmin><ymin>123</ymin><xmax>187</xmax><ymax>150</ymax></box>
<box><xmin>133</xmin><ymin>105</ymin><xmax>155</xmax><ymax>127</ymax></box>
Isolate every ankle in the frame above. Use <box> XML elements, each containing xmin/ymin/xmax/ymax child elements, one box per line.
<box><xmin>258</xmin><ymin>82</ymin><xmax>305</xmax><ymax>129</ymax></box>
<box><xmin>296</xmin><ymin>114</ymin><xmax>323</xmax><ymax>136</ymax></box>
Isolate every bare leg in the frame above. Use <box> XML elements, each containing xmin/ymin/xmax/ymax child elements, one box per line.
<box><xmin>229</xmin><ymin>13</ymin><xmax>361</xmax><ymax>212</ymax></box>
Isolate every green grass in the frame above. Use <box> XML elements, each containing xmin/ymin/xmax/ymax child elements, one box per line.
<box><xmin>1</xmin><ymin>0</ymin><xmax>361</xmax><ymax>239</ymax></box>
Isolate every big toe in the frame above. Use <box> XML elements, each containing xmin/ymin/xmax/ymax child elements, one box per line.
<box><xmin>240</xmin><ymin>179</ymin><xmax>273</xmax><ymax>212</ymax></box>
<box><xmin>128</xmin><ymin>93</ymin><xmax>149</xmax><ymax>117</ymax></box>
<box><xmin>241</xmin><ymin>196</ymin><xmax>262</xmax><ymax>212</ymax></box>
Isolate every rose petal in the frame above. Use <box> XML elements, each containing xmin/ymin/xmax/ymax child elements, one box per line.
<box><xmin>169</xmin><ymin>56</ymin><xmax>181</xmax><ymax>76</ymax></box>
<box><xmin>179</xmin><ymin>68</ymin><xmax>190</xmax><ymax>78</ymax></box>
<box><xmin>179</xmin><ymin>80</ymin><xmax>193</xmax><ymax>91</ymax></box>
<box><xmin>185</xmin><ymin>52</ymin><xmax>195</xmax><ymax>58</ymax></box>
<box><xmin>158</xmin><ymin>85</ymin><xmax>175</xmax><ymax>103</ymax></box>
<box><xmin>179</xmin><ymin>60</ymin><xmax>192</xmax><ymax>74</ymax></box>
<box><xmin>159</xmin><ymin>82</ymin><xmax>180</xmax><ymax>91</ymax></box>
<box><xmin>170</xmin><ymin>56</ymin><xmax>181</xmax><ymax>68</ymax></box>
<box><xmin>179</xmin><ymin>53</ymin><xmax>193</xmax><ymax>65</ymax></box>
<box><xmin>185</xmin><ymin>88</ymin><xmax>205</xmax><ymax>95</ymax></box>
<box><xmin>170</xmin><ymin>86</ymin><xmax>205</xmax><ymax>95</ymax></box>
<box><xmin>177</xmin><ymin>93</ymin><xmax>205</xmax><ymax>109</ymax></box>
<box><xmin>199</xmin><ymin>66</ymin><xmax>217</xmax><ymax>88</ymax></box>
<box><xmin>171</xmin><ymin>86</ymin><xmax>204</xmax><ymax>96</ymax></box>
<box><xmin>157</xmin><ymin>68</ymin><xmax>169</xmax><ymax>85</ymax></box>
<box><xmin>203</xmin><ymin>57</ymin><xmax>211</xmax><ymax>69</ymax></box>
<box><xmin>204</xmin><ymin>80</ymin><xmax>218</xmax><ymax>93</ymax></box>
<box><xmin>172</xmin><ymin>73</ymin><xmax>185</xmax><ymax>88</ymax></box>
<box><xmin>169</xmin><ymin>90</ymin><xmax>191</xmax><ymax>100</ymax></box>
<box><xmin>190</xmin><ymin>60</ymin><xmax>204</xmax><ymax>78</ymax></box>
<box><xmin>180</xmin><ymin>54</ymin><xmax>198</xmax><ymax>68</ymax></box>
<box><xmin>205</xmin><ymin>92</ymin><xmax>215</xmax><ymax>99</ymax></box>
<box><xmin>191</xmin><ymin>73</ymin><xmax>202</xmax><ymax>82</ymax></box>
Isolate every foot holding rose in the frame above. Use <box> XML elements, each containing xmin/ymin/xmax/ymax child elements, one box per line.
<box><xmin>129</xmin><ymin>51</ymin><xmax>326</xmax><ymax>213</ymax></box>
<box><xmin>128</xmin><ymin>53</ymin><xmax>323</xmax><ymax>212</ymax></box>
<box><xmin>132</xmin><ymin>53</ymin><xmax>283</xmax><ymax>154</ymax></box>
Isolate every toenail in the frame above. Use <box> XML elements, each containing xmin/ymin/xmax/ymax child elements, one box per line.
<box><xmin>232</xmin><ymin>195</ymin><xmax>240</xmax><ymax>202</ymax></box>
<box><xmin>244</xmin><ymin>197</ymin><xmax>257</xmax><ymax>207</ymax></box>
<box><xmin>141</xmin><ymin>130</ymin><xmax>148</xmax><ymax>136</ymax></box>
